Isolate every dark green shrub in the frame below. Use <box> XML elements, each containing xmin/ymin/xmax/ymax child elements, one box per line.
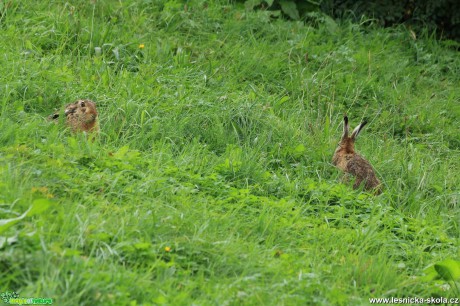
<box><xmin>321</xmin><ymin>0</ymin><xmax>460</xmax><ymax>40</ymax></box>
<box><xmin>241</xmin><ymin>0</ymin><xmax>460</xmax><ymax>40</ymax></box>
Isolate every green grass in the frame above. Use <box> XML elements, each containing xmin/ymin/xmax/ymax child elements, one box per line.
<box><xmin>0</xmin><ymin>0</ymin><xmax>459</xmax><ymax>305</ymax></box>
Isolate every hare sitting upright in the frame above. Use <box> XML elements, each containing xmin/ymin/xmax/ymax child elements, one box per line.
<box><xmin>49</xmin><ymin>99</ymin><xmax>100</xmax><ymax>134</ymax></box>
<box><xmin>332</xmin><ymin>115</ymin><xmax>381</xmax><ymax>193</ymax></box>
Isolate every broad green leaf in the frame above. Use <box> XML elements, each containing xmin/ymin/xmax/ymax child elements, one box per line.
<box><xmin>245</xmin><ymin>0</ymin><xmax>263</xmax><ymax>10</ymax></box>
<box><xmin>0</xmin><ymin>199</ymin><xmax>51</xmax><ymax>234</ymax></box>
<box><xmin>420</xmin><ymin>265</ymin><xmax>440</xmax><ymax>282</ymax></box>
<box><xmin>279</xmin><ymin>1</ymin><xmax>300</xmax><ymax>20</ymax></box>
<box><xmin>134</xmin><ymin>242</ymin><xmax>152</xmax><ymax>250</ymax></box>
<box><xmin>269</xmin><ymin>10</ymin><xmax>281</xmax><ymax>17</ymax></box>
<box><xmin>0</xmin><ymin>207</ymin><xmax>31</xmax><ymax>234</ymax></box>
<box><xmin>114</xmin><ymin>145</ymin><xmax>130</xmax><ymax>158</ymax></box>
<box><xmin>153</xmin><ymin>295</ymin><xmax>167</xmax><ymax>305</ymax></box>
<box><xmin>292</xmin><ymin>144</ymin><xmax>306</xmax><ymax>157</ymax></box>
<box><xmin>323</xmin><ymin>15</ymin><xmax>338</xmax><ymax>33</ymax></box>
<box><xmin>276</xmin><ymin>95</ymin><xmax>290</xmax><ymax>108</ymax></box>
<box><xmin>434</xmin><ymin>259</ymin><xmax>460</xmax><ymax>281</ymax></box>
<box><xmin>28</xmin><ymin>198</ymin><xmax>52</xmax><ymax>216</ymax></box>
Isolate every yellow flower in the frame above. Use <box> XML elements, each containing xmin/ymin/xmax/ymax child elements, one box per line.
<box><xmin>164</xmin><ymin>246</ymin><xmax>171</xmax><ymax>252</ymax></box>
<box><xmin>32</xmin><ymin>186</ymin><xmax>54</xmax><ymax>198</ymax></box>
<box><xmin>139</xmin><ymin>44</ymin><xmax>145</xmax><ymax>49</ymax></box>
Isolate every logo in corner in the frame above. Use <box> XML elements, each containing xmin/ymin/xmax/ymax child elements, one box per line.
<box><xmin>1</xmin><ymin>292</ymin><xmax>20</xmax><ymax>304</ymax></box>
<box><xmin>0</xmin><ymin>291</ymin><xmax>53</xmax><ymax>305</ymax></box>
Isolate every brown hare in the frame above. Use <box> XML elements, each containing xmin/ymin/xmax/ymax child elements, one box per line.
<box><xmin>332</xmin><ymin>115</ymin><xmax>381</xmax><ymax>194</ymax></box>
<box><xmin>49</xmin><ymin>99</ymin><xmax>100</xmax><ymax>134</ymax></box>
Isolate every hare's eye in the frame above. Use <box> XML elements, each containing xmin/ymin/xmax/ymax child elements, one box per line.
<box><xmin>80</xmin><ymin>101</ymin><xmax>86</xmax><ymax>107</ymax></box>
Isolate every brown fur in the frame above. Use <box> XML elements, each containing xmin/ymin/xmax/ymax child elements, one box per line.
<box><xmin>49</xmin><ymin>99</ymin><xmax>99</xmax><ymax>134</ymax></box>
<box><xmin>332</xmin><ymin>116</ymin><xmax>381</xmax><ymax>194</ymax></box>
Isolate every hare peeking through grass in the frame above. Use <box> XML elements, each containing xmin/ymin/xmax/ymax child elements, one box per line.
<box><xmin>49</xmin><ymin>99</ymin><xmax>100</xmax><ymax>135</ymax></box>
<box><xmin>332</xmin><ymin>115</ymin><xmax>382</xmax><ymax>194</ymax></box>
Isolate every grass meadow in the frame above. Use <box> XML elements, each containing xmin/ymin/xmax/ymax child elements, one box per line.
<box><xmin>0</xmin><ymin>0</ymin><xmax>459</xmax><ymax>305</ymax></box>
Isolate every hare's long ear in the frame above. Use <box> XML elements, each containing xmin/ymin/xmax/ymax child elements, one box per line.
<box><xmin>351</xmin><ymin>120</ymin><xmax>367</xmax><ymax>140</ymax></box>
<box><xmin>342</xmin><ymin>115</ymin><xmax>349</xmax><ymax>139</ymax></box>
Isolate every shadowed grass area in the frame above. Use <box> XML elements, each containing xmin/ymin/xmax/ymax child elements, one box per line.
<box><xmin>0</xmin><ymin>0</ymin><xmax>459</xmax><ymax>304</ymax></box>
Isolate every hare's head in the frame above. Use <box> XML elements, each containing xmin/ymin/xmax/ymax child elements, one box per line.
<box><xmin>65</xmin><ymin>100</ymin><xmax>98</xmax><ymax>123</ymax></box>
<box><xmin>336</xmin><ymin>115</ymin><xmax>367</xmax><ymax>154</ymax></box>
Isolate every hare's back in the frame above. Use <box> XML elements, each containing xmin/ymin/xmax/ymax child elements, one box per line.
<box><xmin>346</xmin><ymin>154</ymin><xmax>376</xmax><ymax>178</ymax></box>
